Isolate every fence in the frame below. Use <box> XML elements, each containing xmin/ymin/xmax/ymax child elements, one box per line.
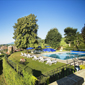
<box><xmin>4</xmin><ymin>54</ymin><xmax>83</xmax><ymax>85</ymax></box>
<box><xmin>4</xmin><ymin>55</ymin><xmax>27</xmax><ymax>74</ymax></box>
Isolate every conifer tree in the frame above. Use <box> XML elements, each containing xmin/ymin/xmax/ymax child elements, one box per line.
<box><xmin>64</xmin><ymin>27</ymin><xmax>77</xmax><ymax>47</ymax></box>
<box><xmin>13</xmin><ymin>14</ymin><xmax>38</xmax><ymax>48</ymax></box>
<box><xmin>81</xmin><ymin>24</ymin><xmax>85</xmax><ymax>43</ymax></box>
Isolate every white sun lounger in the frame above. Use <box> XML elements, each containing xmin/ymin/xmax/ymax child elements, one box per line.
<box><xmin>37</xmin><ymin>56</ymin><xmax>42</xmax><ymax>60</ymax></box>
<box><xmin>24</xmin><ymin>53</ymin><xmax>27</xmax><ymax>57</ymax></box>
<box><xmin>21</xmin><ymin>52</ymin><xmax>24</xmax><ymax>56</ymax></box>
<box><xmin>27</xmin><ymin>54</ymin><xmax>30</xmax><ymax>58</ymax></box>
<box><xmin>27</xmin><ymin>54</ymin><xmax>34</xmax><ymax>58</ymax></box>
<box><xmin>39</xmin><ymin>58</ymin><xmax>50</xmax><ymax>63</ymax></box>
<box><xmin>44</xmin><ymin>58</ymin><xmax>50</xmax><ymax>61</ymax></box>
<box><xmin>32</xmin><ymin>55</ymin><xmax>39</xmax><ymax>60</ymax></box>
<box><xmin>46</xmin><ymin>60</ymin><xmax>57</xmax><ymax>65</ymax></box>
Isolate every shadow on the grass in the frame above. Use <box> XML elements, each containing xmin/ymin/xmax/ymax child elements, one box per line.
<box><xmin>32</xmin><ymin>69</ymin><xmax>42</xmax><ymax>77</ymax></box>
<box><xmin>79</xmin><ymin>58</ymin><xmax>85</xmax><ymax>61</ymax></box>
<box><xmin>19</xmin><ymin>61</ymin><xmax>29</xmax><ymax>65</ymax></box>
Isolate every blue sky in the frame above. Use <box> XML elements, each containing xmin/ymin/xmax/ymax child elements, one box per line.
<box><xmin>0</xmin><ymin>0</ymin><xmax>85</xmax><ymax>44</ymax></box>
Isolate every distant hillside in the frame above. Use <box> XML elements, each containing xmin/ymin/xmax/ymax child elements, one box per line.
<box><xmin>0</xmin><ymin>42</ymin><xmax>14</xmax><ymax>45</ymax></box>
<box><xmin>8</xmin><ymin>42</ymin><xmax>14</xmax><ymax>45</ymax></box>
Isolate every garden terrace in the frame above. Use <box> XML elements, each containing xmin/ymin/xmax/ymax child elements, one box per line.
<box><xmin>8</xmin><ymin>51</ymin><xmax>75</xmax><ymax>84</ymax></box>
<box><xmin>8</xmin><ymin>51</ymin><xmax>65</xmax><ymax>76</ymax></box>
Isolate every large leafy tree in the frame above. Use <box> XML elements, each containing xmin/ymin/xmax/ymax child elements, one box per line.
<box><xmin>45</xmin><ymin>28</ymin><xmax>62</xmax><ymax>49</ymax></box>
<box><xmin>81</xmin><ymin>24</ymin><xmax>85</xmax><ymax>43</ymax></box>
<box><xmin>64</xmin><ymin>27</ymin><xmax>77</xmax><ymax>47</ymax></box>
<box><xmin>74</xmin><ymin>32</ymin><xmax>85</xmax><ymax>50</ymax></box>
<box><xmin>13</xmin><ymin>14</ymin><xmax>38</xmax><ymax>49</ymax></box>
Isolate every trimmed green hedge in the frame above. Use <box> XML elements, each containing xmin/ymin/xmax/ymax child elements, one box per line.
<box><xmin>3</xmin><ymin>57</ymin><xmax>37</xmax><ymax>85</ymax></box>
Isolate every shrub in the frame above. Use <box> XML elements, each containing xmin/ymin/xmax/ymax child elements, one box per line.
<box><xmin>3</xmin><ymin>57</ymin><xmax>37</xmax><ymax>85</ymax></box>
<box><xmin>80</xmin><ymin>65</ymin><xmax>85</xmax><ymax>69</ymax></box>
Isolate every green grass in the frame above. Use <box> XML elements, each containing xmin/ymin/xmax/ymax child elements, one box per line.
<box><xmin>8</xmin><ymin>51</ymin><xmax>65</xmax><ymax>77</ymax></box>
<box><xmin>0</xmin><ymin>74</ymin><xmax>6</xmax><ymax>85</ymax></box>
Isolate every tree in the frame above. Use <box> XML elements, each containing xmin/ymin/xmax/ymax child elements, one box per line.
<box><xmin>64</xmin><ymin>27</ymin><xmax>77</xmax><ymax>47</ymax></box>
<box><xmin>13</xmin><ymin>14</ymin><xmax>38</xmax><ymax>49</ymax></box>
<box><xmin>45</xmin><ymin>28</ymin><xmax>62</xmax><ymax>49</ymax></box>
<box><xmin>60</xmin><ymin>38</ymin><xmax>68</xmax><ymax>47</ymax></box>
<box><xmin>74</xmin><ymin>32</ymin><xmax>85</xmax><ymax>50</ymax></box>
<box><xmin>81</xmin><ymin>24</ymin><xmax>85</xmax><ymax>43</ymax></box>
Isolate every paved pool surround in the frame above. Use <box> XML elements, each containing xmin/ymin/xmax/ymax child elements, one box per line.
<box><xmin>40</xmin><ymin>51</ymin><xmax>85</xmax><ymax>64</ymax></box>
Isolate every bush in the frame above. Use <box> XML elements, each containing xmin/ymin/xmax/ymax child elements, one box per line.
<box><xmin>3</xmin><ymin>57</ymin><xmax>37</xmax><ymax>85</ymax></box>
<box><xmin>80</xmin><ymin>65</ymin><xmax>85</xmax><ymax>69</ymax></box>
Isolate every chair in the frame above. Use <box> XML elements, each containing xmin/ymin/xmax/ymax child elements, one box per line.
<box><xmin>27</xmin><ymin>54</ymin><xmax>34</xmax><ymax>58</ymax></box>
<box><xmin>37</xmin><ymin>56</ymin><xmax>42</xmax><ymax>60</ymax></box>
<box><xmin>39</xmin><ymin>57</ymin><xmax>46</xmax><ymax>62</ymax></box>
<box><xmin>24</xmin><ymin>53</ymin><xmax>27</xmax><ymax>57</ymax></box>
<box><xmin>39</xmin><ymin>57</ymin><xmax>50</xmax><ymax>63</ymax></box>
<box><xmin>44</xmin><ymin>58</ymin><xmax>50</xmax><ymax>61</ymax></box>
<box><xmin>46</xmin><ymin>60</ymin><xmax>57</xmax><ymax>65</ymax></box>
<box><xmin>51</xmin><ymin>60</ymin><xmax>57</xmax><ymax>64</ymax></box>
<box><xmin>32</xmin><ymin>55</ymin><xmax>39</xmax><ymax>60</ymax></box>
<box><xmin>21</xmin><ymin>52</ymin><xmax>24</xmax><ymax>56</ymax></box>
<box><xmin>29</xmin><ymin>55</ymin><xmax>34</xmax><ymax>58</ymax></box>
<box><xmin>27</xmin><ymin>54</ymin><xmax>30</xmax><ymax>58</ymax></box>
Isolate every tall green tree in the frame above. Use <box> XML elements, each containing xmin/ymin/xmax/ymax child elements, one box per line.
<box><xmin>45</xmin><ymin>28</ymin><xmax>62</xmax><ymax>49</ymax></box>
<box><xmin>81</xmin><ymin>24</ymin><xmax>85</xmax><ymax>43</ymax></box>
<box><xmin>74</xmin><ymin>32</ymin><xmax>85</xmax><ymax>50</ymax></box>
<box><xmin>64</xmin><ymin>27</ymin><xmax>77</xmax><ymax>47</ymax></box>
<box><xmin>13</xmin><ymin>14</ymin><xmax>38</xmax><ymax>49</ymax></box>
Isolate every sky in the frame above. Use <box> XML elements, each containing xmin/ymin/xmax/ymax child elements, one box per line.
<box><xmin>0</xmin><ymin>0</ymin><xmax>85</xmax><ymax>44</ymax></box>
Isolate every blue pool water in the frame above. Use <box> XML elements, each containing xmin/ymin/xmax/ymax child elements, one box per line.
<box><xmin>43</xmin><ymin>52</ymin><xmax>85</xmax><ymax>60</ymax></box>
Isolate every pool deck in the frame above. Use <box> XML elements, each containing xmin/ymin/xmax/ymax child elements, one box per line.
<box><xmin>36</xmin><ymin>51</ymin><xmax>85</xmax><ymax>65</ymax></box>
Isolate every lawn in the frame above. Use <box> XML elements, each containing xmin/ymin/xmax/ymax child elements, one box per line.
<box><xmin>0</xmin><ymin>74</ymin><xmax>6</xmax><ymax>85</ymax></box>
<box><xmin>8</xmin><ymin>51</ymin><xmax>66</xmax><ymax>77</ymax></box>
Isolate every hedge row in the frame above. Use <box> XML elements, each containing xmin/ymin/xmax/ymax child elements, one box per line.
<box><xmin>3</xmin><ymin>57</ymin><xmax>37</xmax><ymax>85</ymax></box>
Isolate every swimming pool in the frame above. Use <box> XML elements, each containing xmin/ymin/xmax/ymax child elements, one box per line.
<box><xmin>43</xmin><ymin>52</ymin><xmax>85</xmax><ymax>60</ymax></box>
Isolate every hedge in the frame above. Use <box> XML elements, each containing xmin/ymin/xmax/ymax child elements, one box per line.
<box><xmin>80</xmin><ymin>65</ymin><xmax>85</xmax><ymax>69</ymax></box>
<box><xmin>3</xmin><ymin>57</ymin><xmax>37</xmax><ymax>85</ymax></box>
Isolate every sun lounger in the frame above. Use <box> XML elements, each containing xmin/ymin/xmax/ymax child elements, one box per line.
<box><xmin>46</xmin><ymin>60</ymin><xmax>57</xmax><ymax>65</ymax></box>
<box><xmin>27</xmin><ymin>54</ymin><xmax>30</xmax><ymax>58</ymax></box>
<box><xmin>24</xmin><ymin>53</ymin><xmax>27</xmax><ymax>57</ymax></box>
<box><xmin>32</xmin><ymin>55</ymin><xmax>39</xmax><ymax>60</ymax></box>
<box><xmin>27</xmin><ymin>54</ymin><xmax>34</xmax><ymax>58</ymax></box>
<box><xmin>44</xmin><ymin>58</ymin><xmax>50</xmax><ymax>61</ymax></box>
<box><xmin>39</xmin><ymin>57</ymin><xmax>46</xmax><ymax>62</ymax></box>
<box><xmin>37</xmin><ymin>56</ymin><xmax>42</xmax><ymax>60</ymax></box>
<box><xmin>21</xmin><ymin>52</ymin><xmax>24</xmax><ymax>56</ymax></box>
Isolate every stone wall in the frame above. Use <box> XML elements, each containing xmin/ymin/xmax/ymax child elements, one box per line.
<box><xmin>8</xmin><ymin>46</ymin><xmax>13</xmax><ymax>54</ymax></box>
